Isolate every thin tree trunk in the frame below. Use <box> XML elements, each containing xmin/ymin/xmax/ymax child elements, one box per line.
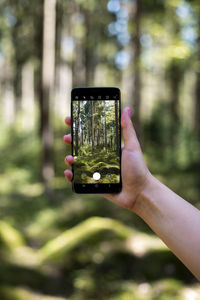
<box><xmin>21</xmin><ymin>62</ymin><xmax>35</xmax><ymax>130</ymax></box>
<box><xmin>131</xmin><ymin>0</ymin><xmax>142</xmax><ymax>141</ymax></box>
<box><xmin>168</xmin><ymin>63</ymin><xmax>181</xmax><ymax>149</ymax></box>
<box><xmin>1</xmin><ymin>52</ymin><xmax>15</xmax><ymax>125</ymax></box>
<box><xmin>88</xmin><ymin>125</ymin><xmax>90</xmax><ymax>144</ymax></box>
<box><xmin>72</xmin><ymin>4</ymin><xmax>85</xmax><ymax>87</ymax></box>
<box><xmin>115</xmin><ymin>100</ymin><xmax>119</xmax><ymax>155</ymax></box>
<box><xmin>195</xmin><ymin>23</ymin><xmax>200</xmax><ymax>141</ymax></box>
<box><xmin>2</xmin><ymin>83</ymin><xmax>15</xmax><ymax>125</ymax></box>
<box><xmin>75</xmin><ymin>102</ymin><xmax>80</xmax><ymax>156</ymax></box>
<box><xmin>40</xmin><ymin>0</ymin><xmax>56</xmax><ymax>194</ymax></box>
<box><xmin>97</xmin><ymin>129</ymin><xmax>100</xmax><ymax>147</ymax></box>
<box><xmin>91</xmin><ymin>101</ymin><xmax>94</xmax><ymax>154</ymax></box>
<box><xmin>104</xmin><ymin>102</ymin><xmax>107</xmax><ymax>151</ymax></box>
<box><xmin>84</xmin><ymin>9</ymin><xmax>96</xmax><ymax>86</ymax></box>
<box><xmin>81</xmin><ymin>127</ymin><xmax>83</xmax><ymax>146</ymax></box>
<box><xmin>72</xmin><ymin>40</ymin><xmax>85</xmax><ymax>86</ymax></box>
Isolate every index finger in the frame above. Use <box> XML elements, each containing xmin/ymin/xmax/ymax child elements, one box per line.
<box><xmin>65</xmin><ymin>116</ymin><xmax>71</xmax><ymax>127</ymax></box>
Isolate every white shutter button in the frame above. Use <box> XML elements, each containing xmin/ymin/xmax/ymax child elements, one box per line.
<box><xmin>93</xmin><ymin>172</ymin><xmax>101</xmax><ymax>180</ymax></box>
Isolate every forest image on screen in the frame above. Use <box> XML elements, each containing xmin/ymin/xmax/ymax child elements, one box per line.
<box><xmin>73</xmin><ymin>100</ymin><xmax>120</xmax><ymax>184</ymax></box>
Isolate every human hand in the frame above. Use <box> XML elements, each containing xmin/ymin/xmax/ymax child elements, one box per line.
<box><xmin>63</xmin><ymin>107</ymin><xmax>152</xmax><ymax>212</ymax></box>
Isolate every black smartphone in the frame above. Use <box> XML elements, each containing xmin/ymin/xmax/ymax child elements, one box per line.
<box><xmin>71</xmin><ymin>87</ymin><xmax>122</xmax><ymax>194</ymax></box>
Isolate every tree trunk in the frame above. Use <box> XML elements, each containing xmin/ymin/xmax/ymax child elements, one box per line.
<box><xmin>91</xmin><ymin>101</ymin><xmax>95</xmax><ymax>154</ymax></box>
<box><xmin>1</xmin><ymin>51</ymin><xmax>15</xmax><ymax>125</ymax></box>
<box><xmin>21</xmin><ymin>62</ymin><xmax>35</xmax><ymax>130</ymax></box>
<box><xmin>2</xmin><ymin>83</ymin><xmax>15</xmax><ymax>125</ymax></box>
<box><xmin>75</xmin><ymin>101</ymin><xmax>80</xmax><ymax>156</ymax></box>
<box><xmin>115</xmin><ymin>100</ymin><xmax>119</xmax><ymax>155</ymax></box>
<box><xmin>84</xmin><ymin>10</ymin><xmax>96</xmax><ymax>86</ymax></box>
<box><xmin>195</xmin><ymin>21</ymin><xmax>200</xmax><ymax>141</ymax></box>
<box><xmin>81</xmin><ymin>127</ymin><xmax>84</xmax><ymax>146</ymax></box>
<box><xmin>88</xmin><ymin>126</ymin><xmax>90</xmax><ymax>144</ymax></box>
<box><xmin>72</xmin><ymin>4</ymin><xmax>85</xmax><ymax>87</ymax></box>
<box><xmin>130</xmin><ymin>0</ymin><xmax>142</xmax><ymax>141</ymax></box>
<box><xmin>40</xmin><ymin>0</ymin><xmax>56</xmax><ymax>194</ymax></box>
<box><xmin>72</xmin><ymin>40</ymin><xmax>85</xmax><ymax>86</ymax></box>
<box><xmin>104</xmin><ymin>101</ymin><xmax>107</xmax><ymax>151</ymax></box>
<box><xmin>97</xmin><ymin>129</ymin><xmax>100</xmax><ymax>147</ymax></box>
<box><xmin>168</xmin><ymin>62</ymin><xmax>181</xmax><ymax>149</ymax></box>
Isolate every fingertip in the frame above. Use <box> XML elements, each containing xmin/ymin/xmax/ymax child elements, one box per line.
<box><xmin>121</xmin><ymin>107</ymin><xmax>131</xmax><ymax>127</ymax></box>
<box><xmin>121</xmin><ymin>107</ymin><xmax>139</xmax><ymax>150</ymax></box>
<box><xmin>65</xmin><ymin>155</ymin><xmax>74</xmax><ymax>166</ymax></box>
<box><xmin>63</xmin><ymin>134</ymin><xmax>72</xmax><ymax>144</ymax></box>
<box><xmin>64</xmin><ymin>169</ymin><xmax>73</xmax><ymax>182</ymax></box>
<box><xmin>65</xmin><ymin>116</ymin><xmax>71</xmax><ymax>126</ymax></box>
<box><xmin>64</xmin><ymin>169</ymin><xmax>69</xmax><ymax>175</ymax></box>
<box><xmin>67</xmin><ymin>155</ymin><xmax>74</xmax><ymax>160</ymax></box>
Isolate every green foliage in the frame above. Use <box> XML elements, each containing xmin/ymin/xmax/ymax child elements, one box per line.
<box><xmin>38</xmin><ymin>217</ymin><xmax>133</xmax><ymax>263</ymax></box>
<box><xmin>0</xmin><ymin>221</ymin><xmax>25</xmax><ymax>251</ymax></box>
<box><xmin>74</xmin><ymin>151</ymin><xmax>120</xmax><ymax>183</ymax></box>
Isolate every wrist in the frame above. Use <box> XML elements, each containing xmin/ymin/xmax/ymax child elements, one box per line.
<box><xmin>131</xmin><ymin>172</ymin><xmax>159</xmax><ymax>216</ymax></box>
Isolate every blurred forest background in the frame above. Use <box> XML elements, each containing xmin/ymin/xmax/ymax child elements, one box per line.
<box><xmin>0</xmin><ymin>0</ymin><xmax>200</xmax><ymax>299</ymax></box>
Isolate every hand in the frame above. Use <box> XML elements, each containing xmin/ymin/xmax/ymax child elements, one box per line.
<box><xmin>63</xmin><ymin>107</ymin><xmax>152</xmax><ymax>212</ymax></box>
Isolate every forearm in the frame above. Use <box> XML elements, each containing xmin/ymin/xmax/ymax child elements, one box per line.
<box><xmin>133</xmin><ymin>174</ymin><xmax>200</xmax><ymax>281</ymax></box>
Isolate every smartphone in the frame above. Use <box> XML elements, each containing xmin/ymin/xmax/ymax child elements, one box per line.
<box><xmin>71</xmin><ymin>87</ymin><xmax>122</xmax><ymax>194</ymax></box>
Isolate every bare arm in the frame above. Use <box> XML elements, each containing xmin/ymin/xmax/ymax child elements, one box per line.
<box><xmin>134</xmin><ymin>174</ymin><xmax>200</xmax><ymax>281</ymax></box>
<box><xmin>63</xmin><ymin>107</ymin><xmax>200</xmax><ymax>281</ymax></box>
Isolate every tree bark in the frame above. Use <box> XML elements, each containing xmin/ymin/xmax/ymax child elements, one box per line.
<box><xmin>131</xmin><ymin>0</ymin><xmax>142</xmax><ymax>141</ymax></box>
<box><xmin>81</xmin><ymin>127</ymin><xmax>84</xmax><ymax>146</ymax></box>
<box><xmin>168</xmin><ymin>62</ymin><xmax>182</xmax><ymax>149</ymax></box>
<box><xmin>104</xmin><ymin>101</ymin><xmax>107</xmax><ymax>151</ymax></box>
<box><xmin>91</xmin><ymin>101</ymin><xmax>95</xmax><ymax>154</ymax></box>
<box><xmin>97</xmin><ymin>128</ymin><xmax>100</xmax><ymax>147</ymax></box>
<box><xmin>72</xmin><ymin>3</ymin><xmax>85</xmax><ymax>87</ymax></box>
<box><xmin>195</xmin><ymin>21</ymin><xmax>200</xmax><ymax>141</ymax></box>
<box><xmin>84</xmin><ymin>9</ymin><xmax>96</xmax><ymax>86</ymax></box>
<box><xmin>75</xmin><ymin>101</ymin><xmax>80</xmax><ymax>156</ymax></box>
<box><xmin>40</xmin><ymin>0</ymin><xmax>56</xmax><ymax>193</ymax></box>
<box><xmin>115</xmin><ymin>100</ymin><xmax>119</xmax><ymax>155</ymax></box>
<box><xmin>21</xmin><ymin>62</ymin><xmax>35</xmax><ymax>130</ymax></box>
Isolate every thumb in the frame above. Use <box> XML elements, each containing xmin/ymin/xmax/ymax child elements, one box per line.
<box><xmin>121</xmin><ymin>107</ymin><xmax>140</xmax><ymax>151</ymax></box>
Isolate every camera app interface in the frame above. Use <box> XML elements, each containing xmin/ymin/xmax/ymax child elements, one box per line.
<box><xmin>72</xmin><ymin>98</ymin><xmax>120</xmax><ymax>184</ymax></box>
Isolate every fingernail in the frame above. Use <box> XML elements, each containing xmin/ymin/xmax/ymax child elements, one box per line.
<box><xmin>64</xmin><ymin>170</ymin><xmax>68</xmax><ymax>175</ymax></box>
<box><xmin>127</xmin><ymin>107</ymin><xmax>131</xmax><ymax>117</ymax></box>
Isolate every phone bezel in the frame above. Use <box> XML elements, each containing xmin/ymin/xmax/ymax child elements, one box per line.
<box><xmin>71</xmin><ymin>87</ymin><xmax>122</xmax><ymax>194</ymax></box>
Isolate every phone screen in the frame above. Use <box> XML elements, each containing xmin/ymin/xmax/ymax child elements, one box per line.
<box><xmin>71</xmin><ymin>87</ymin><xmax>121</xmax><ymax>194</ymax></box>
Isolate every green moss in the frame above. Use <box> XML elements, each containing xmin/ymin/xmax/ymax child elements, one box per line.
<box><xmin>0</xmin><ymin>221</ymin><xmax>25</xmax><ymax>250</ymax></box>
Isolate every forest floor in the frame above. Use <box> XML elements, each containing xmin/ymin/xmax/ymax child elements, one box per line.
<box><xmin>74</xmin><ymin>147</ymin><xmax>120</xmax><ymax>184</ymax></box>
